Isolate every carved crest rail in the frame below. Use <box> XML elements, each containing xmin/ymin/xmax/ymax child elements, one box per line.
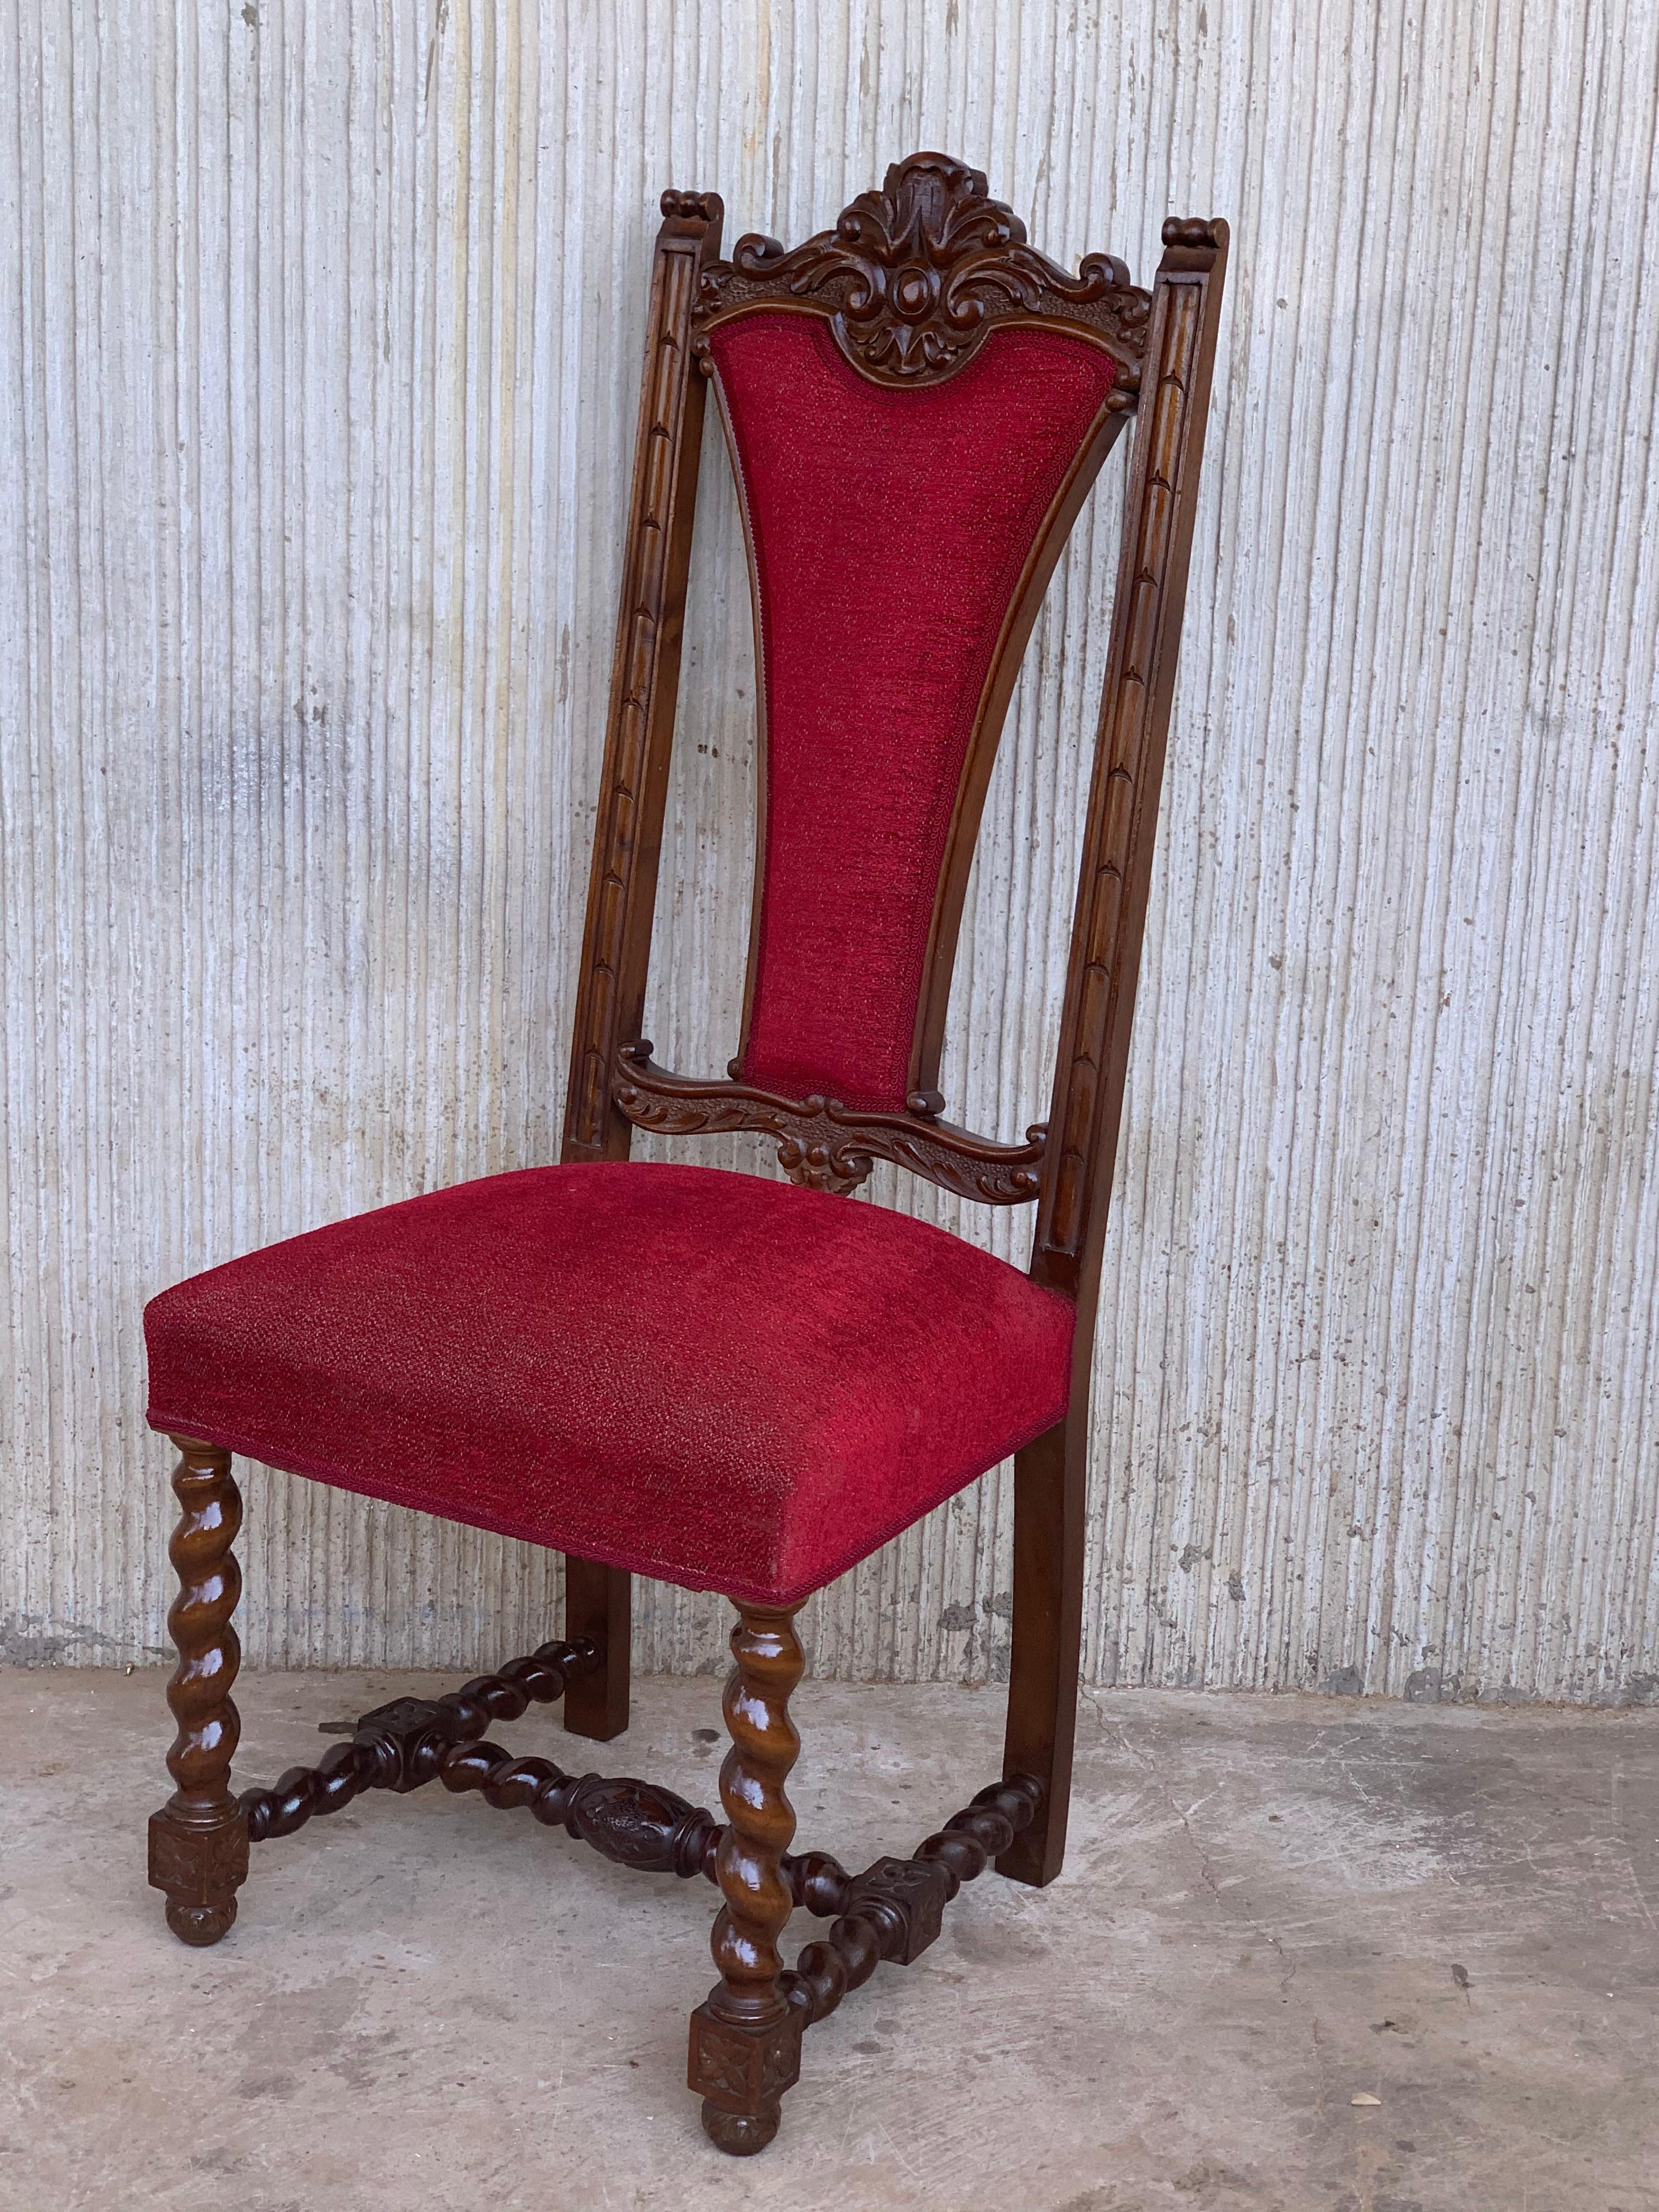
<box><xmin>695</xmin><ymin>150</ymin><xmax>1153</xmax><ymax>394</ymax></box>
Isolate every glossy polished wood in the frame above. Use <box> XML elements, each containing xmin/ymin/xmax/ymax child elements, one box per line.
<box><xmin>554</xmin><ymin>165</ymin><xmax>1228</xmax><ymax>1910</ymax></box>
<box><xmin>1032</xmin><ymin>218</ymin><xmax>1231</xmax><ymax>1304</ymax></box>
<box><xmin>1003</xmin><ymin>218</ymin><xmax>1230</xmax><ymax>1887</ymax></box>
<box><xmin>689</xmin><ymin>1604</ymin><xmax>806</xmax><ymax>2154</ymax></box>
<box><xmin>234</xmin><ymin>1630</ymin><xmax>1042</xmax><ymax>1984</ymax></box>
<box><xmin>696</xmin><ymin>150</ymin><xmax>1151</xmax><ymax>393</ymax></box>
<box><xmin>559</xmin><ymin>187</ymin><xmax>726</xmax><ymax>1172</ymax></box>
<box><xmin>147</xmin><ymin>1437</ymin><xmax>250</xmax><ymax>1945</ymax></box>
<box><xmin>596</xmin><ymin>180</ymin><xmax>1228</xmax><ymax>1902</ymax></box>
<box><xmin>241</xmin><ymin>1637</ymin><xmax>599</xmax><ymax>1837</ymax></box>
<box><xmin>613</xmin><ymin>1043</ymin><xmax>1047</xmax><ymax>1199</ymax></box>
<box><xmin>785</xmin><ymin>1777</ymin><xmax>1041</xmax><ymax>2023</ymax></box>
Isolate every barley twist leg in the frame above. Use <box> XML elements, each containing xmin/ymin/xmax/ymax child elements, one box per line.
<box><xmin>146</xmin><ymin>1436</ymin><xmax>250</xmax><ymax>1945</ymax></box>
<box><xmin>688</xmin><ymin>1602</ymin><xmax>805</xmax><ymax>2154</ymax></box>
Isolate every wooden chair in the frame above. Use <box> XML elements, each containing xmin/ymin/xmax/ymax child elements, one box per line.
<box><xmin>143</xmin><ymin>153</ymin><xmax>1228</xmax><ymax>2155</ymax></box>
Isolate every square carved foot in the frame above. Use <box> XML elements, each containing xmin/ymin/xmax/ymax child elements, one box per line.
<box><xmin>689</xmin><ymin>1997</ymin><xmax>803</xmax><ymax>2154</ymax></box>
<box><xmin>148</xmin><ymin>1805</ymin><xmax>250</xmax><ymax>1947</ymax></box>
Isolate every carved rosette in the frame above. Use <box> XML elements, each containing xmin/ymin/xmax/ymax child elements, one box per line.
<box><xmin>696</xmin><ymin>150</ymin><xmax>1151</xmax><ymax>393</ymax></box>
<box><xmin>563</xmin><ymin>1773</ymin><xmax>720</xmax><ymax>1874</ymax></box>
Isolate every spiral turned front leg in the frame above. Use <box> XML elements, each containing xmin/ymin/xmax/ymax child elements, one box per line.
<box><xmin>146</xmin><ymin>1436</ymin><xmax>250</xmax><ymax>1945</ymax></box>
<box><xmin>689</xmin><ymin>1602</ymin><xmax>806</xmax><ymax>2154</ymax></box>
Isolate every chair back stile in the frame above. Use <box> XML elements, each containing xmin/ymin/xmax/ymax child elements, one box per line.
<box><xmin>560</xmin><ymin>191</ymin><xmax>728</xmax><ymax>1173</ymax></box>
<box><xmin>1033</xmin><ymin>218</ymin><xmax>1229</xmax><ymax>1312</ymax></box>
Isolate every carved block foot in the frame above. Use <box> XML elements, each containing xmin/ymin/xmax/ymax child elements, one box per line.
<box><xmin>148</xmin><ymin>1806</ymin><xmax>250</xmax><ymax>1945</ymax></box>
<box><xmin>690</xmin><ymin>1998</ymin><xmax>802</xmax><ymax>2153</ymax></box>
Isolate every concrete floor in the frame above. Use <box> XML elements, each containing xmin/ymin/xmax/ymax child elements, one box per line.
<box><xmin>1</xmin><ymin>1671</ymin><xmax>1654</xmax><ymax>2212</ymax></box>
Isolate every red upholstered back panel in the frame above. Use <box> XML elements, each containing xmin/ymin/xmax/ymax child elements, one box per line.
<box><xmin>708</xmin><ymin>311</ymin><xmax>1117</xmax><ymax>1112</ymax></box>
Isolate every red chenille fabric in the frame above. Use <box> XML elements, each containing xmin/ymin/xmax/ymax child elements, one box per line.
<box><xmin>144</xmin><ymin>1162</ymin><xmax>1074</xmax><ymax>1607</ymax></box>
<box><xmin>709</xmin><ymin>312</ymin><xmax>1117</xmax><ymax>1111</ymax></box>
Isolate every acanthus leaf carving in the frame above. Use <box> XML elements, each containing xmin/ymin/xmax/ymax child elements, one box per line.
<box><xmin>563</xmin><ymin>1773</ymin><xmax>719</xmax><ymax>1875</ymax></box>
<box><xmin>612</xmin><ymin>1042</ymin><xmax>1046</xmax><ymax>1205</ymax></box>
<box><xmin>696</xmin><ymin>150</ymin><xmax>1152</xmax><ymax>393</ymax></box>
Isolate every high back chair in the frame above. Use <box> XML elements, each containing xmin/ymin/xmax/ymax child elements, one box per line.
<box><xmin>143</xmin><ymin>153</ymin><xmax>1228</xmax><ymax>2155</ymax></box>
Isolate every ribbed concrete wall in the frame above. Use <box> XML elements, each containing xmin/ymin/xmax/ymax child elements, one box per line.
<box><xmin>3</xmin><ymin>2</ymin><xmax>1657</xmax><ymax>1698</ymax></box>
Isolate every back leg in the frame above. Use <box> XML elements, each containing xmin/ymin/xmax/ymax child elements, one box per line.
<box><xmin>998</xmin><ymin>1419</ymin><xmax>1086</xmax><ymax>1887</ymax></box>
<box><xmin>148</xmin><ymin>1436</ymin><xmax>250</xmax><ymax>1944</ymax></box>
<box><xmin>563</xmin><ymin>1556</ymin><xmax>631</xmax><ymax>1741</ymax></box>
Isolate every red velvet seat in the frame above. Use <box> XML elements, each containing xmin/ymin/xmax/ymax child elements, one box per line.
<box><xmin>144</xmin><ymin>1161</ymin><xmax>1074</xmax><ymax>1607</ymax></box>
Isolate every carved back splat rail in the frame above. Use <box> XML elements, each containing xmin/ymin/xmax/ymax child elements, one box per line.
<box><xmin>613</xmin><ymin>1043</ymin><xmax>1046</xmax><ymax>1200</ymax></box>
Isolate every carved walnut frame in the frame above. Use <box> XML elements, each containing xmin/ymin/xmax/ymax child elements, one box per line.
<box><xmin>148</xmin><ymin>156</ymin><xmax>1228</xmax><ymax>2158</ymax></box>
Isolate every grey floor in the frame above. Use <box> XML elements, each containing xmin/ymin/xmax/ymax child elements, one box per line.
<box><xmin>2</xmin><ymin>1667</ymin><xmax>1654</xmax><ymax>2212</ymax></box>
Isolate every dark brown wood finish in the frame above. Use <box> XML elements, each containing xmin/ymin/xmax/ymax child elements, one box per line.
<box><xmin>1031</xmin><ymin>217</ymin><xmax>1230</xmax><ymax>1304</ymax></box>
<box><xmin>563</xmin><ymin>1552</ymin><xmax>630</xmax><ymax>1742</ymax></box>
<box><xmin>229</xmin><ymin>1625</ymin><xmax>1046</xmax><ymax>2051</ymax></box>
<box><xmin>558</xmin><ymin>188</ymin><xmax>725</xmax><ymax>1741</ymax></box>
<box><xmin>235</xmin><ymin>1633</ymin><xmax>1042</xmax><ymax>1951</ymax></box>
<box><xmin>241</xmin><ymin>1636</ymin><xmax>599</xmax><ymax>1835</ymax></box>
<box><xmin>695</xmin><ymin>151</ymin><xmax>1150</xmax><ymax>391</ymax></box>
<box><xmin>689</xmin><ymin>1604</ymin><xmax>806</xmax><ymax>2155</ymax></box>
<box><xmin>783</xmin><ymin>1777</ymin><xmax>1041</xmax><ymax>2023</ymax></box>
<box><xmin>584</xmin><ymin>173</ymin><xmax>1230</xmax><ymax>1908</ymax></box>
<box><xmin>559</xmin><ymin>187</ymin><xmax>725</xmax><ymax>1166</ymax></box>
<box><xmin>613</xmin><ymin>1042</ymin><xmax>1047</xmax><ymax>1198</ymax></box>
<box><xmin>148</xmin><ymin>1437</ymin><xmax>250</xmax><ymax>1945</ymax></box>
<box><xmin>996</xmin><ymin>1412</ymin><xmax>1084</xmax><ymax>1887</ymax></box>
<box><xmin>1001</xmin><ymin>217</ymin><xmax>1231</xmax><ymax>1887</ymax></box>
